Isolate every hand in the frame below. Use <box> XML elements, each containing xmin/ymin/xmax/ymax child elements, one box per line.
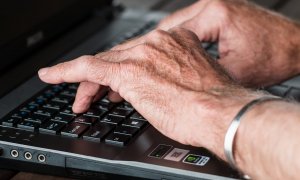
<box><xmin>38</xmin><ymin>28</ymin><xmax>263</xmax><ymax>159</ymax></box>
<box><xmin>158</xmin><ymin>0</ymin><xmax>300</xmax><ymax>87</ymax></box>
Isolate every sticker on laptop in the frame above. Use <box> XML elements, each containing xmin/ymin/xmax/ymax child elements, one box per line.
<box><xmin>164</xmin><ymin>148</ymin><xmax>189</xmax><ymax>162</ymax></box>
<box><xmin>148</xmin><ymin>144</ymin><xmax>172</xmax><ymax>159</ymax></box>
<box><xmin>183</xmin><ymin>154</ymin><xmax>210</xmax><ymax>166</ymax></box>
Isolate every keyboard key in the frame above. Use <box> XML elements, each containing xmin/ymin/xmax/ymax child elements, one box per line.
<box><xmin>60</xmin><ymin>106</ymin><xmax>77</xmax><ymax>116</ymax></box>
<box><xmin>52</xmin><ymin>95</ymin><xmax>73</xmax><ymax>104</ymax></box>
<box><xmin>266</xmin><ymin>85</ymin><xmax>289</xmax><ymax>97</ymax></box>
<box><xmin>122</xmin><ymin>119</ymin><xmax>147</xmax><ymax>129</ymax></box>
<box><xmin>61</xmin><ymin>122</ymin><xmax>89</xmax><ymax>138</ymax></box>
<box><xmin>117</xmin><ymin>102</ymin><xmax>134</xmax><ymax>110</ymax></box>
<box><xmin>34</xmin><ymin>107</ymin><xmax>58</xmax><ymax>117</ymax></box>
<box><xmin>105</xmin><ymin>133</ymin><xmax>131</xmax><ymax>146</ymax></box>
<box><xmin>32</xmin><ymin>98</ymin><xmax>47</xmax><ymax>106</ymax></box>
<box><xmin>12</xmin><ymin>111</ymin><xmax>30</xmax><ymax>119</ymax></box>
<box><xmin>60</xmin><ymin>90</ymin><xmax>76</xmax><ymax>97</ymax></box>
<box><xmin>25</xmin><ymin>114</ymin><xmax>50</xmax><ymax>124</ymax></box>
<box><xmin>130</xmin><ymin>112</ymin><xmax>146</xmax><ymax>121</ymax></box>
<box><xmin>92</xmin><ymin>103</ymin><xmax>114</xmax><ymax>111</ymax></box>
<box><xmin>285</xmin><ymin>88</ymin><xmax>300</xmax><ymax>101</ymax></box>
<box><xmin>109</xmin><ymin>108</ymin><xmax>132</xmax><ymax>118</ymax></box>
<box><xmin>68</xmin><ymin>84</ymin><xmax>79</xmax><ymax>90</ymax></box>
<box><xmin>101</xmin><ymin>115</ymin><xmax>124</xmax><ymax>125</ymax></box>
<box><xmin>20</xmin><ymin>104</ymin><xmax>38</xmax><ymax>112</ymax></box>
<box><xmin>52</xmin><ymin>84</ymin><xmax>64</xmax><ymax>93</ymax></box>
<box><xmin>74</xmin><ymin>116</ymin><xmax>97</xmax><ymax>125</ymax></box>
<box><xmin>17</xmin><ymin>121</ymin><xmax>39</xmax><ymax>131</ymax></box>
<box><xmin>1</xmin><ymin>117</ymin><xmax>21</xmax><ymax>127</ymax></box>
<box><xmin>43</xmin><ymin>90</ymin><xmax>56</xmax><ymax>99</ymax></box>
<box><xmin>114</xmin><ymin>126</ymin><xmax>138</xmax><ymax>136</ymax></box>
<box><xmin>52</xmin><ymin>114</ymin><xmax>74</xmax><ymax>124</ymax></box>
<box><xmin>84</xmin><ymin>108</ymin><xmax>106</xmax><ymax>118</ymax></box>
<box><xmin>43</xmin><ymin>101</ymin><xmax>66</xmax><ymax>110</ymax></box>
<box><xmin>39</xmin><ymin>120</ymin><xmax>66</xmax><ymax>134</ymax></box>
<box><xmin>82</xmin><ymin>123</ymin><xmax>114</xmax><ymax>142</ymax></box>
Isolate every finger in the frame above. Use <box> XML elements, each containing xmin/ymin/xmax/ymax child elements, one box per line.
<box><xmin>92</xmin><ymin>87</ymin><xmax>109</xmax><ymax>102</ymax></box>
<box><xmin>38</xmin><ymin>55</ymin><xmax>119</xmax><ymax>87</ymax></box>
<box><xmin>108</xmin><ymin>90</ymin><xmax>123</xmax><ymax>102</ymax></box>
<box><xmin>180</xmin><ymin>15</ymin><xmax>220</xmax><ymax>42</ymax></box>
<box><xmin>73</xmin><ymin>82</ymin><xmax>101</xmax><ymax>113</ymax></box>
<box><xmin>157</xmin><ymin>0</ymin><xmax>211</xmax><ymax>30</ymax></box>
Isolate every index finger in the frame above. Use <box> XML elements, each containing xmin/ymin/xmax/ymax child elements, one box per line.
<box><xmin>38</xmin><ymin>55</ymin><xmax>117</xmax><ymax>87</ymax></box>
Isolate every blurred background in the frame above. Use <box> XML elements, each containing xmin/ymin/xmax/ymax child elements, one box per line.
<box><xmin>118</xmin><ymin>0</ymin><xmax>300</xmax><ymax>20</ymax></box>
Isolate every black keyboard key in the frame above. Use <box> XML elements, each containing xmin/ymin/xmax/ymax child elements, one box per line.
<box><xmin>82</xmin><ymin>124</ymin><xmax>114</xmax><ymax>142</ymax></box>
<box><xmin>52</xmin><ymin>114</ymin><xmax>74</xmax><ymax>124</ymax></box>
<box><xmin>122</xmin><ymin>119</ymin><xmax>147</xmax><ymax>129</ymax></box>
<box><xmin>114</xmin><ymin>126</ymin><xmax>138</xmax><ymax>136</ymax></box>
<box><xmin>25</xmin><ymin>114</ymin><xmax>50</xmax><ymax>124</ymax></box>
<box><xmin>109</xmin><ymin>108</ymin><xmax>132</xmax><ymax>118</ymax></box>
<box><xmin>34</xmin><ymin>107</ymin><xmax>58</xmax><ymax>117</ymax></box>
<box><xmin>32</xmin><ymin>98</ymin><xmax>46</xmax><ymax>106</ymax></box>
<box><xmin>74</xmin><ymin>116</ymin><xmax>97</xmax><ymax>125</ymax></box>
<box><xmin>266</xmin><ymin>85</ymin><xmax>289</xmax><ymax>97</ymax></box>
<box><xmin>130</xmin><ymin>112</ymin><xmax>146</xmax><ymax>121</ymax></box>
<box><xmin>101</xmin><ymin>115</ymin><xmax>124</xmax><ymax>125</ymax></box>
<box><xmin>60</xmin><ymin>90</ymin><xmax>76</xmax><ymax>97</ymax></box>
<box><xmin>68</xmin><ymin>84</ymin><xmax>79</xmax><ymax>90</ymax></box>
<box><xmin>12</xmin><ymin>111</ymin><xmax>30</xmax><ymax>119</ymax></box>
<box><xmin>39</xmin><ymin>120</ymin><xmax>66</xmax><ymax>135</ymax></box>
<box><xmin>60</xmin><ymin>106</ymin><xmax>77</xmax><ymax>116</ymax></box>
<box><xmin>92</xmin><ymin>103</ymin><xmax>114</xmax><ymax>111</ymax></box>
<box><xmin>20</xmin><ymin>104</ymin><xmax>38</xmax><ymax>113</ymax></box>
<box><xmin>84</xmin><ymin>108</ymin><xmax>106</xmax><ymax>118</ymax></box>
<box><xmin>52</xmin><ymin>95</ymin><xmax>73</xmax><ymax>104</ymax></box>
<box><xmin>52</xmin><ymin>84</ymin><xmax>64</xmax><ymax>93</ymax></box>
<box><xmin>105</xmin><ymin>133</ymin><xmax>131</xmax><ymax>146</ymax></box>
<box><xmin>61</xmin><ymin>122</ymin><xmax>88</xmax><ymax>138</ymax></box>
<box><xmin>43</xmin><ymin>90</ymin><xmax>56</xmax><ymax>99</ymax></box>
<box><xmin>285</xmin><ymin>88</ymin><xmax>300</xmax><ymax>101</ymax></box>
<box><xmin>43</xmin><ymin>101</ymin><xmax>66</xmax><ymax>110</ymax></box>
<box><xmin>117</xmin><ymin>102</ymin><xmax>134</xmax><ymax>110</ymax></box>
<box><xmin>17</xmin><ymin>121</ymin><xmax>39</xmax><ymax>131</ymax></box>
<box><xmin>1</xmin><ymin>117</ymin><xmax>21</xmax><ymax>127</ymax></box>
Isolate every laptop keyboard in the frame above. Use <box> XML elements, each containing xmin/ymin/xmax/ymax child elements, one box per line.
<box><xmin>1</xmin><ymin>83</ymin><xmax>148</xmax><ymax>146</ymax></box>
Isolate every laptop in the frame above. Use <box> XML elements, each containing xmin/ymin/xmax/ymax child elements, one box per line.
<box><xmin>0</xmin><ymin>0</ymin><xmax>299</xmax><ymax>179</ymax></box>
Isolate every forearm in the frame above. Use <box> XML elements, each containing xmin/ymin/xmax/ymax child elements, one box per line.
<box><xmin>195</xmin><ymin>89</ymin><xmax>300</xmax><ymax>179</ymax></box>
<box><xmin>234</xmin><ymin>100</ymin><xmax>300</xmax><ymax>179</ymax></box>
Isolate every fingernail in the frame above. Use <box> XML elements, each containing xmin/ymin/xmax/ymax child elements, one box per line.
<box><xmin>38</xmin><ymin>68</ymin><xmax>48</xmax><ymax>76</ymax></box>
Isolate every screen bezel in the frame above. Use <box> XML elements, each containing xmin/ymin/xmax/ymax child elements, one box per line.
<box><xmin>0</xmin><ymin>0</ymin><xmax>112</xmax><ymax>73</ymax></box>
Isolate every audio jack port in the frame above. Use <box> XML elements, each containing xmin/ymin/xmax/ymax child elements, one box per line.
<box><xmin>24</xmin><ymin>152</ymin><xmax>32</xmax><ymax>160</ymax></box>
<box><xmin>38</xmin><ymin>154</ymin><xmax>46</xmax><ymax>162</ymax></box>
<box><xmin>10</xmin><ymin>150</ymin><xmax>19</xmax><ymax>158</ymax></box>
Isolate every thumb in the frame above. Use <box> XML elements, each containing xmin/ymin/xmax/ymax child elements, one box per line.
<box><xmin>180</xmin><ymin>13</ymin><xmax>221</xmax><ymax>42</ymax></box>
<box><xmin>157</xmin><ymin>0</ymin><xmax>212</xmax><ymax>31</ymax></box>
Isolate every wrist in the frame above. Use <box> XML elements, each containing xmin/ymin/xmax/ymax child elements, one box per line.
<box><xmin>190</xmin><ymin>87</ymin><xmax>266</xmax><ymax>160</ymax></box>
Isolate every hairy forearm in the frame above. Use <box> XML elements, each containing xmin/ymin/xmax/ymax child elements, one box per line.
<box><xmin>235</xmin><ymin>100</ymin><xmax>300</xmax><ymax>179</ymax></box>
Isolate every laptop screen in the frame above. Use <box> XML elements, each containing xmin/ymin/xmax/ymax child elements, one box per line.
<box><xmin>0</xmin><ymin>0</ymin><xmax>111</xmax><ymax>73</ymax></box>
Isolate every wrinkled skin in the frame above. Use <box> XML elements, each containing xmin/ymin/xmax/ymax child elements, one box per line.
<box><xmin>158</xmin><ymin>0</ymin><xmax>300</xmax><ymax>87</ymax></box>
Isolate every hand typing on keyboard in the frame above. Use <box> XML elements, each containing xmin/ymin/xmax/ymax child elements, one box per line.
<box><xmin>38</xmin><ymin>1</ymin><xmax>300</xmax><ymax>179</ymax></box>
<box><xmin>158</xmin><ymin>0</ymin><xmax>300</xmax><ymax>87</ymax></box>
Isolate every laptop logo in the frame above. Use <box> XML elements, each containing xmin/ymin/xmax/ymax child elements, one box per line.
<box><xmin>27</xmin><ymin>31</ymin><xmax>44</xmax><ymax>47</ymax></box>
<box><xmin>183</xmin><ymin>154</ymin><xmax>210</xmax><ymax>166</ymax></box>
<box><xmin>164</xmin><ymin>148</ymin><xmax>189</xmax><ymax>162</ymax></box>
